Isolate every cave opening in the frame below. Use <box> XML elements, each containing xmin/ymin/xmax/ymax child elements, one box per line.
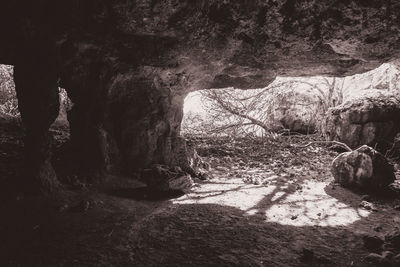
<box><xmin>2</xmin><ymin>0</ymin><xmax>400</xmax><ymax>264</ymax></box>
<box><xmin>177</xmin><ymin>62</ymin><xmax>400</xmax><ymax>228</ymax></box>
<box><xmin>0</xmin><ymin>63</ymin><xmax>76</xmax><ymax>191</ymax></box>
<box><xmin>182</xmin><ymin>61</ymin><xmax>400</xmax><ymax>140</ymax></box>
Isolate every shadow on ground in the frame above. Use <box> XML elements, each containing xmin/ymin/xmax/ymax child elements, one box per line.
<box><xmin>107</xmin><ymin>187</ymin><xmax>185</xmax><ymax>201</ymax></box>
<box><xmin>1</xmin><ymin>117</ymin><xmax>400</xmax><ymax>266</ymax></box>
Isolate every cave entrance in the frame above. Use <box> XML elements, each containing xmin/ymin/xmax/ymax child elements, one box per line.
<box><xmin>181</xmin><ymin>77</ymin><xmax>344</xmax><ymax>138</ymax></box>
<box><xmin>178</xmin><ymin>62</ymin><xmax>400</xmax><ymax>227</ymax></box>
<box><xmin>0</xmin><ymin>64</ymin><xmax>18</xmax><ymax>118</ymax></box>
<box><xmin>182</xmin><ymin>61</ymin><xmax>400</xmax><ymax>139</ymax></box>
<box><xmin>0</xmin><ymin>63</ymin><xmax>73</xmax><ymax>187</ymax></box>
<box><xmin>0</xmin><ymin>64</ymin><xmax>72</xmax><ymax>129</ymax></box>
<box><xmin>178</xmin><ymin>82</ymin><xmax>370</xmax><ymax>227</ymax></box>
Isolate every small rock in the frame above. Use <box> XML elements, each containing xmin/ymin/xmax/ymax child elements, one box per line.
<box><xmin>359</xmin><ymin>201</ymin><xmax>378</xmax><ymax>211</ymax></box>
<box><xmin>201</xmin><ymin>162</ymin><xmax>211</xmax><ymax>171</ymax></box>
<box><xmin>167</xmin><ymin>175</ymin><xmax>193</xmax><ymax>192</ymax></box>
<box><xmin>373</xmin><ymin>225</ymin><xmax>383</xmax><ymax>232</ymax></box>
<box><xmin>291</xmin><ymin>215</ymin><xmax>298</xmax><ymax>220</ymax></box>
<box><xmin>198</xmin><ymin>171</ymin><xmax>210</xmax><ymax>181</ymax></box>
<box><xmin>58</xmin><ymin>204</ymin><xmax>69</xmax><ymax>212</ymax></box>
<box><xmin>143</xmin><ymin>164</ymin><xmax>193</xmax><ymax>191</ymax></box>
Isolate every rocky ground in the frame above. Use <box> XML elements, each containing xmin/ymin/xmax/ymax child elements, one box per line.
<box><xmin>1</xmin><ymin>117</ymin><xmax>400</xmax><ymax>266</ymax></box>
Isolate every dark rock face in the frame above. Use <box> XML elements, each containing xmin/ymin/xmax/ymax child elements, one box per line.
<box><xmin>13</xmin><ymin>37</ymin><xmax>61</xmax><ymax>193</ymax></box>
<box><xmin>108</xmin><ymin>70</ymin><xmax>187</xmax><ymax>173</ymax></box>
<box><xmin>331</xmin><ymin>145</ymin><xmax>395</xmax><ymax>191</ymax></box>
<box><xmin>1</xmin><ymin>1</ymin><xmax>400</xmax><ymax>191</ymax></box>
<box><xmin>323</xmin><ymin>94</ymin><xmax>400</xmax><ymax>150</ymax></box>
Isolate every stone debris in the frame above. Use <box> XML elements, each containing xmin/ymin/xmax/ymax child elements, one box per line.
<box><xmin>331</xmin><ymin>145</ymin><xmax>395</xmax><ymax>192</ymax></box>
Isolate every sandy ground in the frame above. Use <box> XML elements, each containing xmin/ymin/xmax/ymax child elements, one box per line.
<box><xmin>1</xmin><ymin>118</ymin><xmax>400</xmax><ymax>266</ymax></box>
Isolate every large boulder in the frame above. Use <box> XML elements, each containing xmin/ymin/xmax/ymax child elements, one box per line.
<box><xmin>331</xmin><ymin>145</ymin><xmax>395</xmax><ymax>191</ymax></box>
<box><xmin>323</xmin><ymin>93</ymin><xmax>400</xmax><ymax>150</ymax></box>
<box><xmin>267</xmin><ymin>87</ymin><xmax>327</xmax><ymax>134</ymax></box>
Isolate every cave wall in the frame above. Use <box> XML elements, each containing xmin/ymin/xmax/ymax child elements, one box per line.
<box><xmin>1</xmin><ymin>0</ymin><xmax>400</xmax><ymax>190</ymax></box>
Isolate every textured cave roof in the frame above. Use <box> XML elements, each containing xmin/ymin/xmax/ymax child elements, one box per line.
<box><xmin>1</xmin><ymin>0</ymin><xmax>400</xmax><ymax>91</ymax></box>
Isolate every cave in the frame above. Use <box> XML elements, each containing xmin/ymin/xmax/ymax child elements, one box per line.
<box><xmin>2</xmin><ymin>0</ymin><xmax>400</xmax><ymax>193</ymax></box>
<box><xmin>1</xmin><ymin>1</ymin><xmax>400</xmax><ymax>265</ymax></box>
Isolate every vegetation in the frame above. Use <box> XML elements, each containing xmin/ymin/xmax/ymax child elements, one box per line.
<box><xmin>181</xmin><ymin>77</ymin><xmax>344</xmax><ymax>138</ymax></box>
<box><xmin>0</xmin><ymin>64</ymin><xmax>71</xmax><ymax>120</ymax></box>
<box><xmin>0</xmin><ymin>65</ymin><xmax>18</xmax><ymax>117</ymax></box>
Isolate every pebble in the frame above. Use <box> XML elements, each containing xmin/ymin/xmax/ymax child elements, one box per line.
<box><xmin>58</xmin><ymin>204</ymin><xmax>69</xmax><ymax>212</ymax></box>
<box><xmin>359</xmin><ymin>201</ymin><xmax>378</xmax><ymax>211</ymax></box>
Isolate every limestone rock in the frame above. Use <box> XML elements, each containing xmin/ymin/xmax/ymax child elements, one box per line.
<box><xmin>324</xmin><ymin>93</ymin><xmax>400</xmax><ymax>150</ymax></box>
<box><xmin>331</xmin><ymin>145</ymin><xmax>395</xmax><ymax>191</ymax></box>
<box><xmin>267</xmin><ymin>89</ymin><xmax>321</xmax><ymax>134</ymax></box>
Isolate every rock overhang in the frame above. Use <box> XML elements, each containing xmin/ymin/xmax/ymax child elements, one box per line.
<box><xmin>3</xmin><ymin>0</ymin><xmax>400</xmax><ymax>192</ymax></box>
<box><xmin>0</xmin><ymin>0</ymin><xmax>400</xmax><ymax>92</ymax></box>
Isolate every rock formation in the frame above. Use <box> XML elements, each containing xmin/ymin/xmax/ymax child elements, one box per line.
<box><xmin>331</xmin><ymin>145</ymin><xmax>395</xmax><ymax>192</ymax></box>
<box><xmin>1</xmin><ymin>1</ymin><xmax>400</xmax><ymax>192</ymax></box>
<box><xmin>324</xmin><ymin>92</ymin><xmax>400</xmax><ymax>150</ymax></box>
<box><xmin>266</xmin><ymin>87</ymin><xmax>325</xmax><ymax>134</ymax></box>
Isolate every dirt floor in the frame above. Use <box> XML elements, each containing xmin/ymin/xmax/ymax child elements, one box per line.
<box><xmin>1</xmin><ymin>117</ymin><xmax>400</xmax><ymax>266</ymax></box>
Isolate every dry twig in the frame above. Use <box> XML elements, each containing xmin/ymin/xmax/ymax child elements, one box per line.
<box><xmin>296</xmin><ymin>140</ymin><xmax>352</xmax><ymax>152</ymax></box>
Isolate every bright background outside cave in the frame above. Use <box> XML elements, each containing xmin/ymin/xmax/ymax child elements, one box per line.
<box><xmin>182</xmin><ymin>61</ymin><xmax>400</xmax><ymax>137</ymax></box>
